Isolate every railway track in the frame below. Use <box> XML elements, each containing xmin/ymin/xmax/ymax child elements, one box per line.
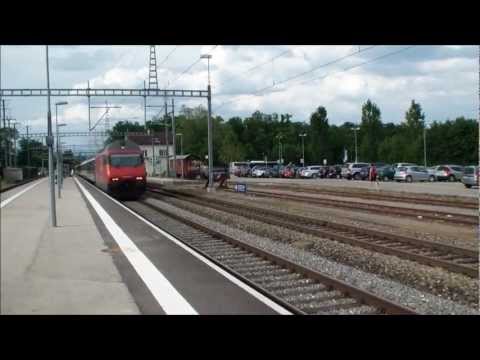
<box><xmin>247</xmin><ymin>183</ymin><xmax>478</xmax><ymax>210</ymax></box>
<box><xmin>146</xmin><ymin>187</ymin><xmax>479</xmax><ymax>279</ymax></box>
<box><xmin>125</xmin><ymin>198</ymin><xmax>416</xmax><ymax>315</ymax></box>
<box><xmin>224</xmin><ymin>188</ymin><xmax>478</xmax><ymax>226</ymax></box>
<box><xmin>0</xmin><ymin>176</ymin><xmax>43</xmax><ymax>193</ymax></box>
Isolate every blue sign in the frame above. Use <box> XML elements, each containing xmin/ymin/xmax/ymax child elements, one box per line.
<box><xmin>234</xmin><ymin>183</ymin><xmax>247</xmax><ymax>193</ymax></box>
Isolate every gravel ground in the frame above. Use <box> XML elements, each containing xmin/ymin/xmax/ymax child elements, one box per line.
<box><xmin>144</xmin><ymin>195</ymin><xmax>479</xmax><ymax>314</ymax></box>
<box><xmin>186</xmin><ymin>189</ymin><xmax>478</xmax><ymax>251</ymax></box>
<box><xmin>230</xmin><ymin>176</ymin><xmax>479</xmax><ymax>199</ymax></box>
<box><xmin>245</xmin><ymin>187</ymin><xmax>477</xmax><ymax>216</ymax></box>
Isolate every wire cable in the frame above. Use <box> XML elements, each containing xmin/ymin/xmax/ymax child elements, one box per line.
<box><xmin>168</xmin><ymin>45</ymin><xmax>218</xmax><ymax>88</ymax></box>
<box><xmin>216</xmin><ymin>47</ymin><xmax>295</xmax><ymax>87</ymax></box>
<box><xmin>214</xmin><ymin>45</ymin><xmax>379</xmax><ymax>111</ymax></box>
<box><xmin>158</xmin><ymin>45</ymin><xmax>178</xmax><ymax>67</ymax></box>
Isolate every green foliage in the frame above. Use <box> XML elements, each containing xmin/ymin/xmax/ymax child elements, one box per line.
<box><xmin>359</xmin><ymin>99</ymin><xmax>383</xmax><ymax>162</ymax></box>
<box><xmin>68</xmin><ymin>102</ymin><xmax>477</xmax><ymax>168</ymax></box>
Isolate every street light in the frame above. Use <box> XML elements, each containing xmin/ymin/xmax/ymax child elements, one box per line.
<box><xmin>176</xmin><ymin>133</ymin><xmax>184</xmax><ymax>179</ymax></box>
<box><xmin>55</xmin><ymin>100</ymin><xmax>68</xmax><ymax>199</ymax></box>
<box><xmin>299</xmin><ymin>133</ymin><xmax>307</xmax><ymax>166</ymax></box>
<box><xmin>276</xmin><ymin>134</ymin><xmax>284</xmax><ymax>165</ymax></box>
<box><xmin>46</xmin><ymin>46</ymin><xmax>57</xmax><ymax>227</ymax></box>
<box><xmin>351</xmin><ymin>127</ymin><xmax>360</xmax><ymax>163</ymax></box>
<box><xmin>423</xmin><ymin>123</ymin><xmax>429</xmax><ymax>168</ymax></box>
<box><xmin>201</xmin><ymin>53</ymin><xmax>214</xmax><ymax>191</ymax></box>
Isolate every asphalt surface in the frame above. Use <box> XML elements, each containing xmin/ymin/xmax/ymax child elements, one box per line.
<box><xmin>77</xmin><ymin>177</ymin><xmax>283</xmax><ymax>314</ymax></box>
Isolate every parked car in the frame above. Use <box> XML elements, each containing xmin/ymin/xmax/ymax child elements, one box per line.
<box><xmin>394</xmin><ymin>166</ymin><xmax>429</xmax><ymax>182</ymax></box>
<box><xmin>427</xmin><ymin>166</ymin><xmax>438</xmax><ymax>182</ymax></box>
<box><xmin>462</xmin><ymin>166</ymin><xmax>479</xmax><ymax>188</ymax></box>
<box><xmin>377</xmin><ymin>165</ymin><xmax>395</xmax><ymax>181</ymax></box>
<box><xmin>251</xmin><ymin>166</ymin><xmax>270</xmax><ymax>178</ymax></box>
<box><xmin>326</xmin><ymin>165</ymin><xmax>342</xmax><ymax>179</ymax></box>
<box><xmin>280</xmin><ymin>166</ymin><xmax>296</xmax><ymax>178</ymax></box>
<box><xmin>300</xmin><ymin>166</ymin><xmax>322</xmax><ymax>178</ymax></box>
<box><xmin>434</xmin><ymin>165</ymin><xmax>464</xmax><ymax>182</ymax></box>
<box><xmin>341</xmin><ymin>162</ymin><xmax>369</xmax><ymax>180</ymax></box>
<box><xmin>393</xmin><ymin>162</ymin><xmax>416</xmax><ymax>169</ymax></box>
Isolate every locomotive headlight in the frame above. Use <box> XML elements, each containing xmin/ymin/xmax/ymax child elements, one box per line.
<box><xmin>136</xmin><ymin>176</ymin><xmax>143</xmax><ymax>180</ymax></box>
<box><xmin>112</xmin><ymin>177</ymin><xmax>119</xmax><ymax>181</ymax></box>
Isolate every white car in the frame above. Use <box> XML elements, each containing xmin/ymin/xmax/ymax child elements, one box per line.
<box><xmin>300</xmin><ymin>166</ymin><xmax>322</xmax><ymax>178</ymax></box>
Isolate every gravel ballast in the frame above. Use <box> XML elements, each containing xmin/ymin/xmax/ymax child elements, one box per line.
<box><xmin>144</xmin><ymin>196</ymin><xmax>479</xmax><ymax>315</ymax></box>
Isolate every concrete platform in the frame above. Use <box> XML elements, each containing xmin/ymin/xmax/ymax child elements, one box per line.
<box><xmin>1</xmin><ymin>176</ymin><xmax>287</xmax><ymax>315</ymax></box>
<box><xmin>1</xmin><ymin>177</ymin><xmax>140</xmax><ymax>314</ymax></box>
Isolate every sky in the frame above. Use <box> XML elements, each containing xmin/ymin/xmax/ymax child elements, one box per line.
<box><xmin>0</xmin><ymin>45</ymin><xmax>478</xmax><ymax>153</ymax></box>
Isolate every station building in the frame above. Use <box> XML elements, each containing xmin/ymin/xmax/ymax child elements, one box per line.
<box><xmin>127</xmin><ymin>132</ymin><xmax>174</xmax><ymax>177</ymax></box>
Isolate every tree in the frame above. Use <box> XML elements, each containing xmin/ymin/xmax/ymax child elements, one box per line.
<box><xmin>219</xmin><ymin>124</ymin><xmax>246</xmax><ymax>164</ymax></box>
<box><xmin>404</xmin><ymin>100</ymin><xmax>425</xmax><ymax>132</ymax></box>
<box><xmin>308</xmin><ymin>106</ymin><xmax>329</xmax><ymax>163</ymax></box>
<box><xmin>359</xmin><ymin>99</ymin><xmax>383</xmax><ymax>162</ymax></box>
<box><xmin>16</xmin><ymin>138</ymin><xmax>48</xmax><ymax>168</ymax></box>
<box><xmin>105</xmin><ymin>121</ymin><xmax>145</xmax><ymax>144</ymax></box>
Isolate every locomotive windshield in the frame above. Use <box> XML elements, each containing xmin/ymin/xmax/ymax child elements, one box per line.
<box><xmin>109</xmin><ymin>154</ymin><xmax>143</xmax><ymax>167</ymax></box>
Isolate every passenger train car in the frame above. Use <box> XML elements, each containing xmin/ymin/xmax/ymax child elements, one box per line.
<box><xmin>77</xmin><ymin>140</ymin><xmax>147</xmax><ymax>199</ymax></box>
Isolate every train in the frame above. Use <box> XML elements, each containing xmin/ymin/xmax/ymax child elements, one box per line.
<box><xmin>76</xmin><ymin>139</ymin><xmax>147</xmax><ymax>199</ymax></box>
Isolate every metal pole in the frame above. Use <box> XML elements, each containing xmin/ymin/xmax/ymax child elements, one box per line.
<box><xmin>2</xmin><ymin>100</ymin><xmax>6</xmax><ymax>168</ymax></box>
<box><xmin>152</xmin><ymin>132</ymin><xmax>155</xmax><ymax>176</ymax></box>
<box><xmin>46</xmin><ymin>46</ymin><xmax>57</xmax><ymax>227</ymax></box>
<box><xmin>26</xmin><ymin>125</ymin><xmax>30</xmax><ymax>167</ymax></box>
<box><xmin>354</xmin><ymin>129</ymin><xmax>358</xmax><ymax>163</ymax></box>
<box><xmin>87</xmin><ymin>81</ymin><xmax>91</xmax><ymax>130</ymax></box>
<box><xmin>171</xmin><ymin>98</ymin><xmax>176</xmax><ymax>178</ymax></box>
<box><xmin>423</xmin><ymin>127</ymin><xmax>427</xmax><ymax>168</ymax></box>
<box><xmin>180</xmin><ymin>135</ymin><xmax>184</xmax><ymax>179</ymax></box>
<box><xmin>302</xmin><ymin>136</ymin><xmax>305</xmax><ymax>166</ymax></box>
<box><xmin>164</xmin><ymin>99</ymin><xmax>169</xmax><ymax>177</ymax></box>
<box><xmin>144</xmin><ymin>80</ymin><xmax>147</xmax><ymax>128</ymax></box>
<box><xmin>13</xmin><ymin>123</ymin><xmax>16</xmax><ymax>167</ymax></box>
<box><xmin>207</xmin><ymin>84</ymin><xmax>213</xmax><ymax>189</ymax></box>
<box><xmin>56</xmin><ymin>104</ymin><xmax>61</xmax><ymax>198</ymax></box>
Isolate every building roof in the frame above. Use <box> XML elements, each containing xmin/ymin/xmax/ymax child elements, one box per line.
<box><xmin>127</xmin><ymin>132</ymin><xmax>173</xmax><ymax>146</ymax></box>
<box><xmin>172</xmin><ymin>154</ymin><xmax>199</xmax><ymax>160</ymax></box>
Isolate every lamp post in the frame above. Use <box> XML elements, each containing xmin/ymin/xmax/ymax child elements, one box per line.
<box><xmin>423</xmin><ymin>124</ymin><xmax>429</xmax><ymax>168</ymax></box>
<box><xmin>299</xmin><ymin>133</ymin><xmax>307</xmax><ymax>166</ymax></box>
<box><xmin>351</xmin><ymin>127</ymin><xmax>360</xmax><ymax>163</ymax></box>
<box><xmin>276</xmin><ymin>134</ymin><xmax>284</xmax><ymax>165</ymax></box>
<box><xmin>201</xmin><ymin>53</ymin><xmax>214</xmax><ymax>191</ymax></box>
<box><xmin>46</xmin><ymin>46</ymin><xmax>57</xmax><ymax>227</ymax></box>
<box><xmin>55</xmin><ymin>101</ymin><xmax>68</xmax><ymax>198</ymax></box>
<box><xmin>176</xmin><ymin>133</ymin><xmax>184</xmax><ymax>179</ymax></box>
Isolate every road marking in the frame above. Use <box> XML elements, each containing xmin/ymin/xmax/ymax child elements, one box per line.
<box><xmin>0</xmin><ymin>178</ymin><xmax>47</xmax><ymax>208</ymax></box>
<box><xmin>74</xmin><ymin>177</ymin><xmax>197</xmax><ymax>315</ymax></box>
<box><xmin>78</xmin><ymin>177</ymin><xmax>292</xmax><ymax>315</ymax></box>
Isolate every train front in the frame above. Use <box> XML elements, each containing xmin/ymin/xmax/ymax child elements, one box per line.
<box><xmin>106</xmin><ymin>147</ymin><xmax>147</xmax><ymax>199</ymax></box>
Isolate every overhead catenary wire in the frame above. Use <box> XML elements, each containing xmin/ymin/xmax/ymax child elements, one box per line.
<box><xmin>214</xmin><ymin>45</ymin><xmax>379</xmax><ymax>112</ymax></box>
<box><xmin>298</xmin><ymin>45</ymin><xmax>415</xmax><ymax>85</ymax></box>
<box><xmin>216</xmin><ymin>47</ymin><xmax>295</xmax><ymax>87</ymax></box>
<box><xmin>158</xmin><ymin>46</ymin><xmax>178</xmax><ymax>67</ymax></box>
<box><xmin>168</xmin><ymin>45</ymin><xmax>218</xmax><ymax>88</ymax></box>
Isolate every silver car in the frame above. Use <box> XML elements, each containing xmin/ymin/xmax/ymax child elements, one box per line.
<box><xmin>434</xmin><ymin>165</ymin><xmax>464</xmax><ymax>182</ymax></box>
<box><xmin>393</xmin><ymin>162</ymin><xmax>416</xmax><ymax>169</ymax></box>
<box><xmin>461</xmin><ymin>166</ymin><xmax>478</xmax><ymax>188</ymax></box>
<box><xmin>300</xmin><ymin>166</ymin><xmax>322</xmax><ymax>178</ymax></box>
<box><xmin>394</xmin><ymin>166</ymin><xmax>429</xmax><ymax>182</ymax></box>
<box><xmin>341</xmin><ymin>162</ymin><xmax>369</xmax><ymax>180</ymax></box>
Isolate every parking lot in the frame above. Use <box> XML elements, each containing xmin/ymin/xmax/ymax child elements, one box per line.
<box><xmin>230</xmin><ymin>176</ymin><xmax>478</xmax><ymax>198</ymax></box>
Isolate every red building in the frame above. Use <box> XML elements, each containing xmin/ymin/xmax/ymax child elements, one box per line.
<box><xmin>169</xmin><ymin>154</ymin><xmax>202</xmax><ymax>179</ymax></box>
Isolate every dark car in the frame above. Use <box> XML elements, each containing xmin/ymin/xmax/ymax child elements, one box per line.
<box><xmin>377</xmin><ymin>165</ymin><xmax>395</xmax><ymax>181</ymax></box>
<box><xmin>326</xmin><ymin>165</ymin><xmax>342</xmax><ymax>179</ymax></box>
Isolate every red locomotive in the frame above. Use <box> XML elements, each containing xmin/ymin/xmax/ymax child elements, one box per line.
<box><xmin>77</xmin><ymin>140</ymin><xmax>147</xmax><ymax>199</ymax></box>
